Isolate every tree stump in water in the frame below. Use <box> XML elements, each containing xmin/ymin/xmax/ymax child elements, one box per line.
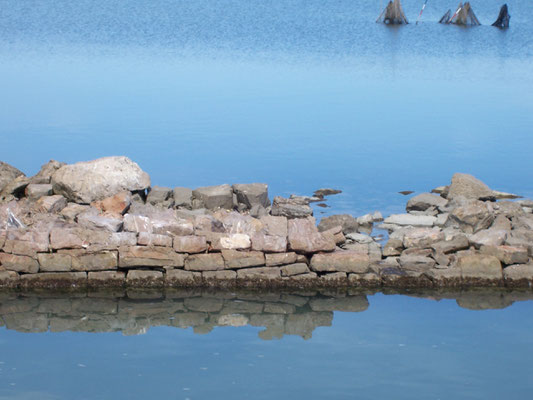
<box><xmin>492</xmin><ymin>4</ymin><xmax>510</xmax><ymax>28</ymax></box>
<box><xmin>376</xmin><ymin>0</ymin><xmax>409</xmax><ymax>25</ymax></box>
<box><xmin>439</xmin><ymin>10</ymin><xmax>452</xmax><ymax>24</ymax></box>
<box><xmin>451</xmin><ymin>2</ymin><xmax>481</xmax><ymax>26</ymax></box>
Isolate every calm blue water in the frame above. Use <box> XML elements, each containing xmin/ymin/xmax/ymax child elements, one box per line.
<box><xmin>1</xmin><ymin>1</ymin><xmax>533</xmax><ymax>398</ymax></box>
<box><xmin>0</xmin><ymin>289</ymin><xmax>532</xmax><ymax>399</ymax></box>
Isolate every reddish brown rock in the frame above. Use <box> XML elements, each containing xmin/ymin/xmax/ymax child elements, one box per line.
<box><xmin>91</xmin><ymin>191</ymin><xmax>131</xmax><ymax>215</ymax></box>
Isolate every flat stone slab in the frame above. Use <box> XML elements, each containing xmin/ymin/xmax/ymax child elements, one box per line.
<box><xmin>383</xmin><ymin>214</ymin><xmax>436</xmax><ymax>227</ymax></box>
<box><xmin>310</xmin><ymin>251</ymin><xmax>370</xmax><ymax>273</ymax></box>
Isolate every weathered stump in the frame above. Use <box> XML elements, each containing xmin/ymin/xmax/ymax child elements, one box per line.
<box><xmin>376</xmin><ymin>0</ymin><xmax>409</xmax><ymax>25</ymax></box>
<box><xmin>492</xmin><ymin>4</ymin><xmax>510</xmax><ymax>28</ymax></box>
<box><xmin>439</xmin><ymin>10</ymin><xmax>452</xmax><ymax>24</ymax></box>
<box><xmin>451</xmin><ymin>2</ymin><xmax>481</xmax><ymax>26</ymax></box>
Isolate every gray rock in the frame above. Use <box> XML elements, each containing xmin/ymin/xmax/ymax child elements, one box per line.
<box><xmin>265</xmin><ymin>252</ymin><xmax>298</xmax><ymax>267</ymax></box>
<box><xmin>431</xmin><ymin>185</ymin><xmax>449</xmax><ymax>197</ymax></box>
<box><xmin>0</xmin><ymin>253</ymin><xmax>39</xmax><ymax>273</ymax></box>
<box><xmin>469</xmin><ymin>229</ymin><xmax>507</xmax><ymax>248</ymax></box>
<box><xmin>288</xmin><ymin>217</ymin><xmax>336</xmax><ymax>253</ymax></box>
<box><xmin>25</xmin><ymin>183</ymin><xmax>53</xmax><ymax>201</ymax></box>
<box><xmin>383</xmin><ymin>239</ymin><xmax>403</xmax><ymax>256</ymax></box>
<box><xmin>402</xmin><ymin>227</ymin><xmax>444</xmax><ymax>248</ymax></box>
<box><xmin>493</xmin><ymin>201</ymin><xmax>525</xmax><ymax>219</ymax></box>
<box><xmin>457</xmin><ymin>253</ymin><xmax>502</xmax><ymax>282</ymax></box>
<box><xmin>233</xmin><ymin>183</ymin><xmax>270</xmax><ymax>209</ymax></box>
<box><xmin>0</xmin><ymin>161</ymin><xmax>24</xmax><ymax>192</ymax></box>
<box><xmin>51</xmin><ymin>156</ymin><xmax>150</xmax><ymax>204</ymax></box>
<box><xmin>173</xmin><ymin>235</ymin><xmax>207</xmax><ymax>253</ymax></box>
<box><xmin>447</xmin><ymin>173</ymin><xmax>493</xmax><ymax>201</ymax></box>
<box><xmin>147</xmin><ymin>186</ymin><xmax>174</xmax><ymax>208</ymax></box>
<box><xmin>126</xmin><ymin>270</ymin><xmax>164</xmax><ymax>288</ymax></box>
<box><xmin>185</xmin><ymin>254</ymin><xmax>225</xmax><ymax>271</ymax></box>
<box><xmin>503</xmin><ymin>263</ymin><xmax>533</xmax><ymax>287</ymax></box>
<box><xmin>119</xmin><ymin>246</ymin><xmax>185</xmax><ymax>268</ymax></box>
<box><xmin>280</xmin><ymin>263</ymin><xmax>310</xmax><ymax>277</ymax></box>
<box><xmin>317</xmin><ymin>214</ymin><xmax>359</xmax><ymax>234</ymax></box>
<box><xmin>271</xmin><ymin>197</ymin><xmax>313</xmax><ymax>219</ymax></box>
<box><xmin>491</xmin><ymin>191</ymin><xmax>522</xmax><ymax>200</ymax></box>
<box><xmin>399</xmin><ymin>254</ymin><xmax>436</xmax><ymax>271</ymax></box>
<box><xmin>250</xmin><ymin>204</ymin><xmax>268</xmax><ymax>218</ymax></box>
<box><xmin>77</xmin><ymin>211</ymin><xmax>123</xmax><ymax>232</ymax></box>
<box><xmin>0</xmin><ymin>175</ymin><xmax>30</xmax><ymax>202</ymax></box>
<box><xmin>310</xmin><ymin>251</ymin><xmax>370</xmax><ymax>273</ymax></box>
<box><xmin>346</xmin><ymin>232</ymin><xmax>374</xmax><ymax>244</ymax></box>
<box><xmin>314</xmin><ymin>188</ymin><xmax>342</xmax><ymax>197</ymax></box>
<box><xmin>35</xmin><ymin>195</ymin><xmax>68</xmax><ymax>213</ymax></box>
<box><xmin>480</xmin><ymin>245</ymin><xmax>529</xmax><ymax>265</ymax></box>
<box><xmin>137</xmin><ymin>232</ymin><xmax>172</xmax><ymax>247</ymax></box>
<box><xmin>431</xmin><ymin>234</ymin><xmax>470</xmax><ymax>254</ymax></box>
<box><xmin>221</xmin><ymin>249</ymin><xmax>265</xmax><ymax>269</ymax></box>
<box><xmin>406</xmin><ymin>193</ymin><xmax>447</xmax><ymax>212</ymax></box>
<box><xmin>446</xmin><ymin>200</ymin><xmax>495</xmax><ymax>234</ymax></box>
<box><xmin>192</xmin><ymin>184</ymin><xmax>234</xmax><ymax>210</ymax></box>
<box><xmin>490</xmin><ymin>215</ymin><xmax>512</xmax><ymax>231</ymax></box>
<box><xmin>173</xmin><ymin>187</ymin><xmax>193</xmax><ymax>209</ymax></box>
<box><xmin>30</xmin><ymin>160</ymin><xmax>65</xmax><ymax>184</ymax></box>
<box><xmin>383</xmin><ymin>214</ymin><xmax>436</xmax><ymax>227</ymax></box>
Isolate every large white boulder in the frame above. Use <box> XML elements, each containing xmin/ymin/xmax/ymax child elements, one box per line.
<box><xmin>51</xmin><ymin>156</ymin><xmax>150</xmax><ymax>204</ymax></box>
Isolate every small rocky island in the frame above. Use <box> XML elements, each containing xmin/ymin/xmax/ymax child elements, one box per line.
<box><xmin>0</xmin><ymin>156</ymin><xmax>532</xmax><ymax>290</ymax></box>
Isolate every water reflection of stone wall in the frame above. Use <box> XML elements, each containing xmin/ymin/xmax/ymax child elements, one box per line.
<box><xmin>1</xmin><ymin>289</ymin><xmax>532</xmax><ymax>339</ymax></box>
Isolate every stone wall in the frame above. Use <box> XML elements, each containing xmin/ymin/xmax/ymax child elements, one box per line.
<box><xmin>1</xmin><ymin>157</ymin><xmax>532</xmax><ymax>290</ymax></box>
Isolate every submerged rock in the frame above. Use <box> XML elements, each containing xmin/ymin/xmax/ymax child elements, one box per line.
<box><xmin>492</xmin><ymin>4</ymin><xmax>510</xmax><ymax>28</ymax></box>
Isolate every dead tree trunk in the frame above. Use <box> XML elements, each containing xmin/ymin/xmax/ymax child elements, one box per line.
<box><xmin>439</xmin><ymin>10</ymin><xmax>451</xmax><ymax>24</ymax></box>
<box><xmin>492</xmin><ymin>4</ymin><xmax>510</xmax><ymax>28</ymax></box>
<box><xmin>451</xmin><ymin>2</ymin><xmax>481</xmax><ymax>26</ymax></box>
<box><xmin>376</xmin><ymin>0</ymin><xmax>409</xmax><ymax>25</ymax></box>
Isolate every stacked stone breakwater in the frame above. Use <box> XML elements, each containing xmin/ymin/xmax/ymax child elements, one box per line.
<box><xmin>1</xmin><ymin>156</ymin><xmax>532</xmax><ymax>290</ymax></box>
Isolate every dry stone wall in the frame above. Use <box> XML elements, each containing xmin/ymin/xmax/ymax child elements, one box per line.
<box><xmin>1</xmin><ymin>157</ymin><xmax>532</xmax><ymax>290</ymax></box>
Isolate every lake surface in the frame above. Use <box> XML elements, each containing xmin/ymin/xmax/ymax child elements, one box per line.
<box><xmin>1</xmin><ymin>1</ymin><xmax>533</xmax><ymax>398</ymax></box>
<box><xmin>1</xmin><ymin>288</ymin><xmax>533</xmax><ymax>399</ymax></box>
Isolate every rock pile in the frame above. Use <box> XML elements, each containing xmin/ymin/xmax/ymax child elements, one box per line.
<box><xmin>1</xmin><ymin>157</ymin><xmax>532</xmax><ymax>290</ymax></box>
